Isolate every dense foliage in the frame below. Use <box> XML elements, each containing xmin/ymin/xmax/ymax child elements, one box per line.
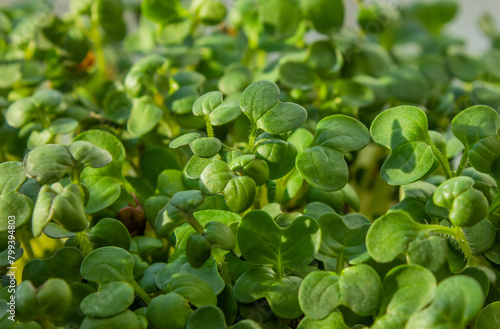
<box><xmin>1</xmin><ymin>0</ymin><xmax>500</xmax><ymax>328</ymax></box>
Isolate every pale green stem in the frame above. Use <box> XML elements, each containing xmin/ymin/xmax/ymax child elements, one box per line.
<box><xmin>19</xmin><ymin>229</ymin><xmax>35</xmax><ymax>260</ymax></box>
<box><xmin>90</xmin><ymin>2</ymin><xmax>106</xmax><ymax>77</ymax></box>
<box><xmin>336</xmin><ymin>253</ymin><xmax>344</xmax><ymax>275</ymax></box>
<box><xmin>274</xmin><ymin>169</ymin><xmax>295</xmax><ymax>205</ymax></box>
<box><xmin>490</xmin><ymin>191</ymin><xmax>500</xmax><ymax>214</ymax></box>
<box><xmin>276</xmin><ymin>264</ymin><xmax>284</xmax><ymax>281</ymax></box>
<box><xmin>427</xmin><ymin>137</ymin><xmax>452</xmax><ymax>179</ymax></box>
<box><xmin>129</xmin><ymin>280</ymin><xmax>152</xmax><ymax>304</ymax></box>
<box><xmin>186</xmin><ymin>215</ymin><xmax>204</xmax><ymax>234</ymax></box>
<box><xmin>36</xmin><ymin>108</ymin><xmax>50</xmax><ymax>129</ymax></box>
<box><xmin>76</xmin><ymin>230</ymin><xmax>93</xmax><ymax>256</ymax></box>
<box><xmin>284</xmin><ymin>181</ymin><xmax>310</xmax><ymax>210</ymax></box>
<box><xmin>248</xmin><ymin>123</ymin><xmax>258</xmax><ymax>153</ymax></box>
<box><xmin>426</xmin><ymin>225</ymin><xmax>474</xmax><ymax>265</ymax></box>
<box><xmin>70</xmin><ymin>168</ymin><xmax>82</xmax><ymax>185</ymax></box>
<box><xmin>212</xmin><ymin>249</ymin><xmax>232</xmax><ymax>285</ymax></box>
<box><xmin>454</xmin><ymin>152</ymin><xmax>469</xmax><ymax>177</ymax></box>
<box><xmin>205</xmin><ymin>117</ymin><xmax>214</xmax><ymax>138</ymax></box>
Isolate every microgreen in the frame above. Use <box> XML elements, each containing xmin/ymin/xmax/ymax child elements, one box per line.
<box><xmin>2</xmin><ymin>0</ymin><xmax>500</xmax><ymax>328</ymax></box>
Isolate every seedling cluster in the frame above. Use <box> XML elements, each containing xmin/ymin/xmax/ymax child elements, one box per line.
<box><xmin>1</xmin><ymin>0</ymin><xmax>500</xmax><ymax>328</ymax></box>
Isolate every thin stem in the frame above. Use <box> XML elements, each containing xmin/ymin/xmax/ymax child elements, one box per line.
<box><xmin>76</xmin><ymin>230</ymin><xmax>93</xmax><ymax>256</ymax></box>
<box><xmin>205</xmin><ymin>117</ymin><xmax>214</xmax><ymax>138</ymax></box>
<box><xmin>490</xmin><ymin>190</ymin><xmax>500</xmax><ymax>214</ymax></box>
<box><xmin>212</xmin><ymin>249</ymin><xmax>232</xmax><ymax>285</ymax></box>
<box><xmin>186</xmin><ymin>215</ymin><xmax>204</xmax><ymax>234</ymax></box>
<box><xmin>336</xmin><ymin>253</ymin><xmax>344</xmax><ymax>274</ymax></box>
<box><xmin>222</xmin><ymin>144</ymin><xmax>241</xmax><ymax>152</ymax></box>
<box><xmin>19</xmin><ymin>229</ymin><xmax>35</xmax><ymax>260</ymax></box>
<box><xmin>70</xmin><ymin>168</ymin><xmax>81</xmax><ymax>185</ymax></box>
<box><xmin>454</xmin><ymin>152</ymin><xmax>469</xmax><ymax>177</ymax></box>
<box><xmin>284</xmin><ymin>181</ymin><xmax>310</xmax><ymax>210</ymax></box>
<box><xmin>157</xmin><ymin>93</ymin><xmax>181</xmax><ymax>139</ymax></box>
<box><xmin>276</xmin><ymin>264</ymin><xmax>284</xmax><ymax>280</ymax></box>
<box><xmin>274</xmin><ymin>169</ymin><xmax>295</xmax><ymax>205</ymax></box>
<box><xmin>258</xmin><ymin>184</ymin><xmax>269</xmax><ymax>208</ymax></box>
<box><xmin>426</xmin><ymin>225</ymin><xmax>475</xmax><ymax>265</ymax></box>
<box><xmin>248</xmin><ymin>123</ymin><xmax>258</xmax><ymax>153</ymax></box>
<box><xmin>427</xmin><ymin>137</ymin><xmax>452</xmax><ymax>179</ymax></box>
<box><xmin>129</xmin><ymin>280</ymin><xmax>152</xmax><ymax>304</ymax></box>
<box><xmin>90</xmin><ymin>2</ymin><xmax>106</xmax><ymax>77</ymax></box>
<box><xmin>36</xmin><ymin>108</ymin><xmax>50</xmax><ymax>129</ymax></box>
<box><xmin>242</xmin><ymin>39</ymin><xmax>258</xmax><ymax>69</ymax></box>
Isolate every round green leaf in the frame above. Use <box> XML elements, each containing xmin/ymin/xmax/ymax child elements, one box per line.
<box><xmin>166</xmin><ymin>86</ymin><xmax>198</xmax><ymax>115</ymax></box>
<box><xmin>81</xmin><ymin>282</ymin><xmax>134</xmax><ymax>318</ymax></box>
<box><xmin>192</xmin><ymin>91</ymin><xmax>223</xmax><ymax>117</ymax></box>
<box><xmin>406</xmin><ymin>236</ymin><xmax>446</xmax><ymax>272</ymax></box>
<box><xmin>339</xmin><ymin>264</ymin><xmax>382</xmax><ymax>316</ymax></box>
<box><xmin>256</xmin><ymin>138</ymin><xmax>297</xmax><ymax>180</ymax></box>
<box><xmin>166</xmin><ymin>273</ymin><xmax>217</xmax><ymax>307</ymax></box>
<box><xmin>209</xmin><ymin>101</ymin><xmax>242</xmax><ymax>126</ymax></box>
<box><xmin>0</xmin><ymin>192</ymin><xmax>32</xmax><ymax>231</ymax></box>
<box><xmin>380</xmin><ymin>265</ymin><xmax>436</xmax><ymax>316</ymax></box>
<box><xmin>5</xmin><ymin>98</ymin><xmax>37</xmax><ymax>128</ymax></box>
<box><xmin>186</xmin><ymin>305</ymin><xmax>261</xmax><ymax>329</ymax></box>
<box><xmin>127</xmin><ymin>98</ymin><xmax>163</xmax><ymax>137</ymax></box>
<box><xmin>229</xmin><ymin>155</ymin><xmax>269</xmax><ymax>186</ymax></box>
<box><xmin>74</xmin><ymin>129</ymin><xmax>126</xmax><ymax>163</ymax></box>
<box><xmin>23</xmin><ymin>144</ymin><xmax>75</xmax><ymax>185</ymax></box>
<box><xmin>451</xmin><ymin>105</ymin><xmax>500</xmax><ymax>150</ymax></box>
<box><xmin>141</xmin><ymin>0</ymin><xmax>185</xmax><ymax>24</ymax></box>
<box><xmin>147</xmin><ymin>293</ymin><xmax>192</xmax><ymax>329</ymax></box>
<box><xmin>370</xmin><ymin>106</ymin><xmax>435</xmax><ymax>185</ymax></box>
<box><xmin>240</xmin><ymin>81</ymin><xmax>307</xmax><ymax>134</ymax></box>
<box><xmin>297</xmin><ymin>115</ymin><xmax>369</xmax><ymax>191</ymax></box>
<box><xmin>475</xmin><ymin>302</ymin><xmax>500</xmax><ymax>329</ymax></box>
<box><xmin>317</xmin><ymin>212</ymin><xmax>370</xmax><ymax>261</ymax></box>
<box><xmin>233</xmin><ymin>267</ymin><xmax>302</xmax><ymax>319</ymax></box>
<box><xmin>190</xmin><ymin>137</ymin><xmax>222</xmax><ymax>158</ymax></box>
<box><xmin>32</xmin><ymin>184</ymin><xmax>88</xmax><ymax>237</ymax></box>
<box><xmin>224</xmin><ymin>176</ymin><xmax>256</xmax><ymax>213</ymax></box>
<box><xmin>296</xmin><ymin>146</ymin><xmax>347</xmax><ymax>192</ymax></box>
<box><xmin>48</xmin><ymin>118</ymin><xmax>78</xmax><ymax>134</ymax></box>
<box><xmin>0</xmin><ymin>161</ymin><xmax>26</xmax><ymax>194</ymax></box>
<box><xmin>297</xmin><ymin>310</ymin><xmax>350</xmax><ymax>329</ymax></box>
<box><xmin>36</xmin><ymin>278</ymin><xmax>72</xmax><ymax>321</ymax></box>
<box><xmin>279</xmin><ymin>61</ymin><xmax>315</xmax><ymax>91</ymax></box>
<box><xmin>80</xmin><ymin>246</ymin><xmax>135</xmax><ymax>284</ymax></box>
<box><xmin>69</xmin><ymin>141</ymin><xmax>112</xmax><ymax>169</ymax></box>
<box><xmin>186</xmin><ymin>234</ymin><xmax>212</xmax><ymax>268</ymax></box>
<box><xmin>300</xmin><ymin>0</ymin><xmax>344</xmax><ymax>33</ymax></box>
<box><xmin>200</xmin><ymin>160</ymin><xmax>234</xmax><ymax>195</ymax></box>
<box><xmin>237</xmin><ymin>210</ymin><xmax>320</xmax><ymax>269</ymax></box>
<box><xmin>90</xmin><ymin>218</ymin><xmax>131</xmax><ymax>250</ymax></box>
<box><xmin>22</xmin><ymin>247</ymin><xmax>83</xmax><ymax>287</ymax></box>
<box><xmin>406</xmin><ymin>275</ymin><xmax>484</xmax><ymax>328</ymax></box>
<box><xmin>81</xmin><ymin>310</ymin><xmax>140</xmax><ymax>329</ymax></box>
<box><xmin>433</xmin><ymin>177</ymin><xmax>488</xmax><ymax>227</ymax></box>
<box><xmin>366</xmin><ymin>211</ymin><xmax>425</xmax><ymax>263</ymax></box>
<box><xmin>299</xmin><ymin>271</ymin><xmax>341</xmax><ymax>320</ymax></box>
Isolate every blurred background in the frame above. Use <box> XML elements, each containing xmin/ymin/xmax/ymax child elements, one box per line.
<box><xmin>0</xmin><ymin>0</ymin><xmax>499</xmax><ymax>54</ymax></box>
<box><xmin>0</xmin><ymin>0</ymin><xmax>500</xmax><ymax>53</ymax></box>
<box><xmin>344</xmin><ymin>0</ymin><xmax>500</xmax><ymax>53</ymax></box>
